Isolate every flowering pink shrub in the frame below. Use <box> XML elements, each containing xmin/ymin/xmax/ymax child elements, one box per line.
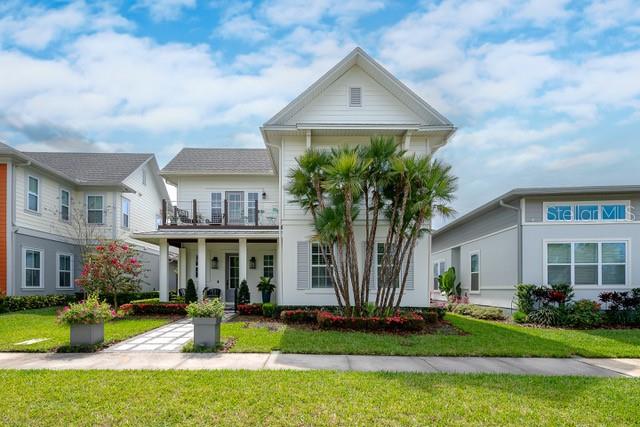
<box><xmin>76</xmin><ymin>241</ymin><xmax>144</xmax><ymax>307</ymax></box>
<box><xmin>316</xmin><ymin>311</ymin><xmax>425</xmax><ymax>332</ymax></box>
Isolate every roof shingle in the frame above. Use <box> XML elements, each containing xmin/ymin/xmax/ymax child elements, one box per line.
<box><xmin>161</xmin><ymin>148</ymin><xmax>273</xmax><ymax>175</ymax></box>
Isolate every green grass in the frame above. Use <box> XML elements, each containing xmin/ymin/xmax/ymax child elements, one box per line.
<box><xmin>221</xmin><ymin>314</ymin><xmax>640</xmax><ymax>357</ymax></box>
<box><xmin>0</xmin><ymin>370</ymin><xmax>639</xmax><ymax>426</ymax></box>
<box><xmin>0</xmin><ymin>307</ymin><xmax>171</xmax><ymax>352</ymax></box>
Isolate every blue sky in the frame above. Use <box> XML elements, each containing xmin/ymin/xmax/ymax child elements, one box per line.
<box><xmin>0</xmin><ymin>0</ymin><xmax>639</xmax><ymax>225</ymax></box>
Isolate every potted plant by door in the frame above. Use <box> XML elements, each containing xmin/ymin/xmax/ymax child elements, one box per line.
<box><xmin>186</xmin><ymin>298</ymin><xmax>225</xmax><ymax>349</ymax></box>
<box><xmin>257</xmin><ymin>276</ymin><xmax>275</xmax><ymax>303</ymax></box>
<box><xmin>58</xmin><ymin>294</ymin><xmax>114</xmax><ymax>346</ymax></box>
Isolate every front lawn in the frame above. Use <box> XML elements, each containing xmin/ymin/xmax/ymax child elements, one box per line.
<box><xmin>0</xmin><ymin>307</ymin><xmax>171</xmax><ymax>352</ymax></box>
<box><xmin>0</xmin><ymin>370</ymin><xmax>639</xmax><ymax>426</ymax></box>
<box><xmin>221</xmin><ymin>314</ymin><xmax>640</xmax><ymax>357</ymax></box>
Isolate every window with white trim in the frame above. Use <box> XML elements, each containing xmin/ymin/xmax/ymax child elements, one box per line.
<box><xmin>546</xmin><ymin>241</ymin><xmax>627</xmax><ymax>286</ymax></box>
<box><xmin>23</xmin><ymin>248</ymin><xmax>43</xmax><ymax>288</ymax></box>
<box><xmin>87</xmin><ymin>195</ymin><xmax>104</xmax><ymax>224</ymax></box>
<box><xmin>27</xmin><ymin>176</ymin><xmax>39</xmax><ymax>212</ymax></box>
<box><xmin>210</xmin><ymin>192</ymin><xmax>222</xmax><ymax>224</ymax></box>
<box><xmin>122</xmin><ymin>197</ymin><xmax>130</xmax><ymax>229</ymax></box>
<box><xmin>470</xmin><ymin>253</ymin><xmax>480</xmax><ymax>292</ymax></box>
<box><xmin>376</xmin><ymin>243</ymin><xmax>399</xmax><ymax>288</ymax></box>
<box><xmin>57</xmin><ymin>253</ymin><xmax>73</xmax><ymax>289</ymax></box>
<box><xmin>247</xmin><ymin>192</ymin><xmax>259</xmax><ymax>224</ymax></box>
<box><xmin>263</xmin><ymin>254</ymin><xmax>274</xmax><ymax>279</ymax></box>
<box><xmin>60</xmin><ymin>189</ymin><xmax>70</xmax><ymax>221</ymax></box>
<box><xmin>311</xmin><ymin>242</ymin><xmax>332</xmax><ymax>288</ymax></box>
<box><xmin>545</xmin><ymin>201</ymin><xmax>629</xmax><ymax>222</ymax></box>
<box><xmin>433</xmin><ymin>260</ymin><xmax>446</xmax><ymax>290</ymax></box>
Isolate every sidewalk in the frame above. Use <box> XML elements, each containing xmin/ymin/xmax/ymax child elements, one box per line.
<box><xmin>1</xmin><ymin>352</ymin><xmax>639</xmax><ymax>377</ymax></box>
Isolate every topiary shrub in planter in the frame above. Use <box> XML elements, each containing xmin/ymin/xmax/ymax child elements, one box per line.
<box><xmin>238</xmin><ymin>280</ymin><xmax>251</xmax><ymax>304</ymax></box>
<box><xmin>58</xmin><ymin>294</ymin><xmax>114</xmax><ymax>346</ymax></box>
<box><xmin>257</xmin><ymin>276</ymin><xmax>275</xmax><ymax>303</ymax></box>
<box><xmin>237</xmin><ymin>303</ymin><xmax>263</xmax><ymax>315</ymax></box>
<box><xmin>186</xmin><ymin>298</ymin><xmax>225</xmax><ymax>349</ymax></box>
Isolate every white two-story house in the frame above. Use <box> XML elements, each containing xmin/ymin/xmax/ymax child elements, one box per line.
<box><xmin>0</xmin><ymin>143</ymin><xmax>172</xmax><ymax>296</ymax></box>
<box><xmin>134</xmin><ymin>47</ymin><xmax>455</xmax><ymax>306</ymax></box>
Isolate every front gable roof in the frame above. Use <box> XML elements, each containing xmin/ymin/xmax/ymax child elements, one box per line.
<box><xmin>263</xmin><ymin>47</ymin><xmax>452</xmax><ymax>128</ymax></box>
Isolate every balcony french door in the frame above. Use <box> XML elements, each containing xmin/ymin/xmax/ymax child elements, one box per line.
<box><xmin>226</xmin><ymin>191</ymin><xmax>244</xmax><ymax>225</ymax></box>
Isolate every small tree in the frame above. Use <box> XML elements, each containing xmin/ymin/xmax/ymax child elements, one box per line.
<box><xmin>75</xmin><ymin>241</ymin><xmax>144</xmax><ymax>308</ymax></box>
<box><xmin>185</xmin><ymin>279</ymin><xmax>198</xmax><ymax>304</ymax></box>
<box><xmin>238</xmin><ymin>280</ymin><xmax>250</xmax><ymax>304</ymax></box>
<box><xmin>437</xmin><ymin>267</ymin><xmax>461</xmax><ymax>301</ymax></box>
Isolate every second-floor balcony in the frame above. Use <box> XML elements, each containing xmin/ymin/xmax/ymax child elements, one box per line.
<box><xmin>160</xmin><ymin>199</ymin><xmax>279</xmax><ymax>229</ymax></box>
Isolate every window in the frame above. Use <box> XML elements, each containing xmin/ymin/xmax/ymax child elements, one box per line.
<box><xmin>545</xmin><ymin>201</ymin><xmax>628</xmax><ymax>222</ymax></box>
<box><xmin>27</xmin><ymin>176</ymin><xmax>39</xmax><ymax>212</ymax></box>
<box><xmin>433</xmin><ymin>260</ymin><xmax>446</xmax><ymax>290</ymax></box>
<box><xmin>349</xmin><ymin>87</ymin><xmax>362</xmax><ymax>107</ymax></box>
<box><xmin>57</xmin><ymin>253</ymin><xmax>73</xmax><ymax>289</ymax></box>
<box><xmin>376</xmin><ymin>243</ymin><xmax>399</xmax><ymax>288</ymax></box>
<box><xmin>546</xmin><ymin>241</ymin><xmax>627</xmax><ymax>286</ymax></box>
<box><xmin>263</xmin><ymin>255</ymin><xmax>274</xmax><ymax>279</ymax></box>
<box><xmin>87</xmin><ymin>195</ymin><xmax>104</xmax><ymax>224</ymax></box>
<box><xmin>60</xmin><ymin>189</ymin><xmax>70</xmax><ymax>221</ymax></box>
<box><xmin>23</xmin><ymin>248</ymin><xmax>43</xmax><ymax>288</ymax></box>
<box><xmin>210</xmin><ymin>192</ymin><xmax>222</xmax><ymax>224</ymax></box>
<box><xmin>311</xmin><ymin>242</ymin><xmax>332</xmax><ymax>288</ymax></box>
<box><xmin>247</xmin><ymin>192</ymin><xmax>259</xmax><ymax>224</ymax></box>
<box><xmin>470</xmin><ymin>253</ymin><xmax>480</xmax><ymax>292</ymax></box>
<box><xmin>122</xmin><ymin>197</ymin><xmax>130</xmax><ymax>229</ymax></box>
<box><xmin>142</xmin><ymin>170</ymin><xmax>147</xmax><ymax>185</ymax></box>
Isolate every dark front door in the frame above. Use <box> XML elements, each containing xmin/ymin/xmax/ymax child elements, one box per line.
<box><xmin>225</xmin><ymin>254</ymin><xmax>239</xmax><ymax>303</ymax></box>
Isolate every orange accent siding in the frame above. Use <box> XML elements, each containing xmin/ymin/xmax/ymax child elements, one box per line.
<box><xmin>0</xmin><ymin>164</ymin><xmax>6</xmax><ymax>295</ymax></box>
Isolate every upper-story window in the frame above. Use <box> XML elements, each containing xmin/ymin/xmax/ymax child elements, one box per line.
<box><xmin>122</xmin><ymin>197</ymin><xmax>130</xmax><ymax>229</ymax></box>
<box><xmin>349</xmin><ymin>86</ymin><xmax>362</xmax><ymax>107</ymax></box>
<box><xmin>545</xmin><ymin>201</ymin><xmax>629</xmax><ymax>222</ymax></box>
<box><xmin>27</xmin><ymin>176</ymin><xmax>39</xmax><ymax>212</ymax></box>
<box><xmin>60</xmin><ymin>189</ymin><xmax>70</xmax><ymax>222</ymax></box>
<box><xmin>87</xmin><ymin>195</ymin><xmax>104</xmax><ymax>224</ymax></box>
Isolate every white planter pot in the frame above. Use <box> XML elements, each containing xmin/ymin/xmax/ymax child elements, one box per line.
<box><xmin>192</xmin><ymin>317</ymin><xmax>221</xmax><ymax>348</ymax></box>
<box><xmin>70</xmin><ymin>323</ymin><xmax>104</xmax><ymax>346</ymax></box>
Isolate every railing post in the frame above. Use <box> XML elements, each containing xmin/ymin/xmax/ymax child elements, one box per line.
<box><xmin>161</xmin><ymin>199</ymin><xmax>167</xmax><ymax>226</ymax></box>
<box><xmin>254</xmin><ymin>199</ymin><xmax>259</xmax><ymax>226</ymax></box>
<box><xmin>192</xmin><ymin>199</ymin><xmax>197</xmax><ymax>224</ymax></box>
<box><xmin>224</xmin><ymin>199</ymin><xmax>228</xmax><ymax>226</ymax></box>
<box><xmin>173</xmin><ymin>206</ymin><xmax>178</xmax><ymax>225</ymax></box>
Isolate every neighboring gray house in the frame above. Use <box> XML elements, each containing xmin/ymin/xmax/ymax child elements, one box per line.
<box><xmin>0</xmin><ymin>142</ymin><xmax>173</xmax><ymax>296</ymax></box>
<box><xmin>431</xmin><ymin>186</ymin><xmax>640</xmax><ymax>309</ymax></box>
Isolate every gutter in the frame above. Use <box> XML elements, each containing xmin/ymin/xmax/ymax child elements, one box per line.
<box><xmin>499</xmin><ymin>200</ymin><xmax>522</xmax><ymax>284</ymax></box>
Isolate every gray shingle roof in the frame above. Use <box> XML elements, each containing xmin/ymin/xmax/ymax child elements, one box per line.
<box><xmin>162</xmin><ymin>148</ymin><xmax>274</xmax><ymax>175</ymax></box>
<box><xmin>24</xmin><ymin>151</ymin><xmax>152</xmax><ymax>185</ymax></box>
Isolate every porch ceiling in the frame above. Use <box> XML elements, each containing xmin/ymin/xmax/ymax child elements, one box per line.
<box><xmin>132</xmin><ymin>229</ymin><xmax>279</xmax><ymax>247</ymax></box>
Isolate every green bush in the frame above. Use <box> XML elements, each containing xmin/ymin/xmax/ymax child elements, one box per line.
<box><xmin>449</xmin><ymin>304</ymin><xmax>505</xmax><ymax>321</ymax></box>
<box><xmin>515</xmin><ymin>284</ymin><xmax>536</xmax><ymax>314</ymax></box>
<box><xmin>437</xmin><ymin>267</ymin><xmax>461</xmax><ymax>300</ymax></box>
<box><xmin>185</xmin><ymin>279</ymin><xmax>198</xmax><ymax>304</ymax></box>
<box><xmin>527</xmin><ymin>306</ymin><xmax>560</xmax><ymax>327</ymax></box>
<box><xmin>262</xmin><ymin>303</ymin><xmax>276</xmax><ymax>318</ymax></box>
<box><xmin>186</xmin><ymin>299</ymin><xmax>224</xmax><ymax>318</ymax></box>
<box><xmin>422</xmin><ymin>311</ymin><xmax>438</xmax><ymax>324</ymax></box>
<box><xmin>420</xmin><ymin>307</ymin><xmax>445</xmax><ymax>322</ymax></box>
<box><xmin>566</xmin><ymin>300</ymin><xmax>603</xmax><ymax>328</ymax></box>
<box><xmin>1</xmin><ymin>294</ymin><xmax>77</xmax><ymax>312</ymax></box>
<box><xmin>238</xmin><ymin>280</ymin><xmax>250</xmax><ymax>304</ymax></box>
<box><xmin>512</xmin><ymin>311</ymin><xmax>527</xmax><ymax>323</ymax></box>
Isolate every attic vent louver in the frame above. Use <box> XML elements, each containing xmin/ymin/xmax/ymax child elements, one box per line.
<box><xmin>349</xmin><ymin>87</ymin><xmax>362</xmax><ymax>107</ymax></box>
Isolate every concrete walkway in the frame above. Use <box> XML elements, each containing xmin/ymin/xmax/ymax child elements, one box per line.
<box><xmin>1</xmin><ymin>352</ymin><xmax>639</xmax><ymax>377</ymax></box>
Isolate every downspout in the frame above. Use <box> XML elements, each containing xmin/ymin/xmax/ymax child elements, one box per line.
<box><xmin>264</xmin><ymin>140</ymin><xmax>283</xmax><ymax>305</ymax></box>
<box><xmin>499</xmin><ymin>200</ymin><xmax>522</xmax><ymax>284</ymax></box>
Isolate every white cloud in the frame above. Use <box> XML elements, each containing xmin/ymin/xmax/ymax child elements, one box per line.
<box><xmin>217</xmin><ymin>14</ymin><xmax>270</xmax><ymax>42</ymax></box>
<box><xmin>135</xmin><ymin>0</ymin><xmax>196</xmax><ymax>22</ymax></box>
<box><xmin>583</xmin><ymin>0</ymin><xmax>640</xmax><ymax>34</ymax></box>
<box><xmin>260</xmin><ymin>0</ymin><xmax>384</xmax><ymax>27</ymax></box>
<box><xmin>513</xmin><ymin>0</ymin><xmax>571</xmax><ymax>26</ymax></box>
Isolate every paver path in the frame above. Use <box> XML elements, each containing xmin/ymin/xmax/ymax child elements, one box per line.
<box><xmin>1</xmin><ymin>352</ymin><xmax>639</xmax><ymax>377</ymax></box>
<box><xmin>105</xmin><ymin>312</ymin><xmax>237</xmax><ymax>353</ymax></box>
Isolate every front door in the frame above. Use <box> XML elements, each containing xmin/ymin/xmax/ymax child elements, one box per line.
<box><xmin>226</xmin><ymin>191</ymin><xmax>244</xmax><ymax>225</ymax></box>
<box><xmin>225</xmin><ymin>254</ymin><xmax>239</xmax><ymax>303</ymax></box>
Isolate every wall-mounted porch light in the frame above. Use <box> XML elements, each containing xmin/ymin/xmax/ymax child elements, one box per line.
<box><xmin>249</xmin><ymin>256</ymin><xmax>257</xmax><ymax>269</ymax></box>
<box><xmin>262</xmin><ymin>190</ymin><xmax>267</xmax><ymax>200</ymax></box>
<box><xmin>211</xmin><ymin>256</ymin><xmax>219</xmax><ymax>269</ymax></box>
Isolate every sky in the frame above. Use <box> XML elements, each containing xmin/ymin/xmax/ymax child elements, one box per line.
<box><xmin>1</xmin><ymin>0</ymin><xmax>639</xmax><ymax>227</ymax></box>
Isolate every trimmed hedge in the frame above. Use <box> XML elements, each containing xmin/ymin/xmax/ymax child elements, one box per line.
<box><xmin>237</xmin><ymin>303</ymin><xmax>263</xmax><ymax>316</ymax></box>
<box><xmin>280</xmin><ymin>309</ymin><xmax>319</xmax><ymax>324</ymax></box>
<box><xmin>77</xmin><ymin>291</ymin><xmax>160</xmax><ymax>305</ymax></box>
<box><xmin>120</xmin><ymin>302</ymin><xmax>187</xmax><ymax>315</ymax></box>
<box><xmin>448</xmin><ymin>303</ymin><xmax>506</xmax><ymax>321</ymax></box>
<box><xmin>317</xmin><ymin>311</ymin><xmax>425</xmax><ymax>332</ymax></box>
<box><xmin>0</xmin><ymin>294</ymin><xmax>77</xmax><ymax>312</ymax></box>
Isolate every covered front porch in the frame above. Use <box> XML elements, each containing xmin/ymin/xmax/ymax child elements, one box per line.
<box><xmin>134</xmin><ymin>230</ymin><xmax>279</xmax><ymax>306</ymax></box>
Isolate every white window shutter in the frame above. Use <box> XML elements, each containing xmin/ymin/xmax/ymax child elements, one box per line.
<box><xmin>405</xmin><ymin>252</ymin><xmax>414</xmax><ymax>290</ymax></box>
<box><xmin>297</xmin><ymin>241</ymin><xmax>310</xmax><ymax>289</ymax></box>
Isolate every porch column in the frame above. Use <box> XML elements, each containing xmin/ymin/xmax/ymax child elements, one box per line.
<box><xmin>197</xmin><ymin>238</ymin><xmax>207</xmax><ymax>300</ymax></box>
<box><xmin>159</xmin><ymin>239</ymin><xmax>169</xmax><ymax>302</ymax></box>
<box><xmin>239</xmin><ymin>238</ymin><xmax>247</xmax><ymax>286</ymax></box>
<box><xmin>178</xmin><ymin>246</ymin><xmax>187</xmax><ymax>290</ymax></box>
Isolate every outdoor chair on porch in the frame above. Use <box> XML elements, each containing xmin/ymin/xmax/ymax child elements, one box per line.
<box><xmin>203</xmin><ymin>287</ymin><xmax>221</xmax><ymax>299</ymax></box>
